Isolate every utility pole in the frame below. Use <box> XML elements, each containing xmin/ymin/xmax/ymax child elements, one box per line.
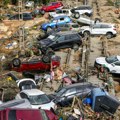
<box><xmin>18</xmin><ymin>0</ymin><xmax>25</xmax><ymax>50</ymax></box>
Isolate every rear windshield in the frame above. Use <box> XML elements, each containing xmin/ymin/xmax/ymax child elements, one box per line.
<box><xmin>105</xmin><ymin>56</ymin><xmax>118</xmax><ymax>63</ymax></box>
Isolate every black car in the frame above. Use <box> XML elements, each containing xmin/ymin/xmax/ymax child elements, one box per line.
<box><xmin>9</xmin><ymin>13</ymin><xmax>34</xmax><ymax>20</ymax></box>
<box><xmin>38</xmin><ymin>31</ymin><xmax>82</xmax><ymax>51</ymax></box>
<box><xmin>48</xmin><ymin>82</ymin><xmax>98</xmax><ymax>107</ymax></box>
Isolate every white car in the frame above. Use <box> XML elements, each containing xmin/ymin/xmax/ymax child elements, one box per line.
<box><xmin>80</xmin><ymin>23</ymin><xmax>117</xmax><ymax>39</ymax></box>
<box><xmin>49</xmin><ymin>9</ymin><xmax>72</xmax><ymax>18</ymax></box>
<box><xmin>16</xmin><ymin>89</ymin><xmax>56</xmax><ymax>110</ymax></box>
<box><xmin>95</xmin><ymin>55</ymin><xmax>120</xmax><ymax>74</ymax></box>
<box><xmin>71</xmin><ymin>5</ymin><xmax>93</xmax><ymax>19</ymax></box>
<box><xmin>71</xmin><ymin>14</ymin><xmax>95</xmax><ymax>25</ymax></box>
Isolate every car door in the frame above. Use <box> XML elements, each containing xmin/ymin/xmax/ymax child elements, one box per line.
<box><xmin>110</xmin><ymin>61</ymin><xmax>120</xmax><ymax>73</ymax></box>
<box><xmin>76</xmin><ymin>86</ymin><xmax>91</xmax><ymax>99</ymax></box>
<box><xmin>61</xmin><ymin>88</ymin><xmax>77</xmax><ymax>105</ymax></box>
<box><xmin>91</xmin><ymin>24</ymin><xmax>101</xmax><ymax>35</ymax></box>
<box><xmin>51</xmin><ymin>35</ymin><xmax>65</xmax><ymax>50</ymax></box>
<box><xmin>23</xmin><ymin>13</ymin><xmax>31</xmax><ymax>20</ymax></box>
<box><xmin>68</xmin><ymin>34</ymin><xmax>80</xmax><ymax>46</ymax></box>
<box><xmin>100</xmin><ymin>24</ymin><xmax>110</xmax><ymax>35</ymax></box>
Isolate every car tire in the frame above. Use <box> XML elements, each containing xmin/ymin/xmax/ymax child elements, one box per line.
<box><xmin>74</xmin><ymin>12</ymin><xmax>80</xmax><ymax>19</ymax></box>
<box><xmin>47</xmin><ymin>27</ymin><xmax>52</xmax><ymax>33</ymax></box>
<box><xmin>46</xmin><ymin>48</ymin><xmax>55</xmax><ymax>57</ymax></box>
<box><xmin>94</xmin><ymin>18</ymin><xmax>101</xmax><ymax>23</ymax></box>
<box><xmin>85</xmin><ymin>13</ymin><xmax>91</xmax><ymax>17</ymax></box>
<box><xmin>42</xmin><ymin>55</ymin><xmax>51</xmax><ymax>63</ymax></box>
<box><xmin>41</xmin><ymin>10</ymin><xmax>45</xmax><ymax>15</ymax></box>
<box><xmin>12</xmin><ymin>58</ymin><xmax>21</xmax><ymax>67</ymax></box>
<box><xmin>106</xmin><ymin>32</ymin><xmax>113</xmax><ymax>39</ymax></box>
<box><xmin>84</xmin><ymin>31</ymin><xmax>90</xmax><ymax>37</ymax></box>
<box><xmin>73</xmin><ymin>44</ymin><xmax>79</xmax><ymax>51</ymax></box>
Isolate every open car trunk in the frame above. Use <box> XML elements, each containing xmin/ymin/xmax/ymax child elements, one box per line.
<box><xmin>16</xmin><ymin>79</ymin><xmax>37</xmax><ymax>91</ymax></box>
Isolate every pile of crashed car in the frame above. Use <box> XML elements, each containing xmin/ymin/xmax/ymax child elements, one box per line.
<box><xmin>0</xmin><ymin>1</ymin><xmax>120</xmax><ymax>120</ymax></box>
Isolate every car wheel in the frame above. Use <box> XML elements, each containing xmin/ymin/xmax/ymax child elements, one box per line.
<box><xmin>73</xmin><ymin>44</ymin><xmax>79</xmax><ymax>51</ymax></box>
<box><xmin>84</xmin><ymin>31</ymin><xmax>90</xmax><ymax>37</ymax></box>
<box><xmin>94</xmin><ymin>18</ymin><xmax>101</xmax><ymax>23</ymax></box>
<box><xmin>74</xmin><ymin>12</ymin><xmax>80</xmax><ymax>19</ymax></box>
<box><xmin>41</xmin><ymin>10</ymin><xmax>45</xmax><ymax>15</ymax></box>
<box><xmin>12</xmin><ymin>58</ymin><xmax>21</xmax><ymax>67</ymax></box>
<box><xmin>46</xmin><ymin>48</ymin><xmax>55</xmax><ymax>57</ymax></box>
<box><xmin>47</xmin><ymin>27</ymin><xmax>52</xmax><ymax>33</ymax></box>
<box><xmin>106</xmin><ymin>32</ymin><xmax>113</xmax><ymax>39</ymax></box>
<box><xmin>42</xmin><ymin>55</ymin><xmax>51</xmax><ymax>63</ymax></box>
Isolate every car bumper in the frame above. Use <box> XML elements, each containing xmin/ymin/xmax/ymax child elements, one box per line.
<box><xmin>94</xmin><ymin>61</ymin><xmax>101</xmax><ymax>69</ymax></box>
<box><xmin>113</xmin><ymin>34</ymin><xmax>117</xmax><ymax>37</ymax></box>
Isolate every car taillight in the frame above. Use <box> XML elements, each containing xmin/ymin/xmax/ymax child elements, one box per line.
<box><xmin>32</xmin><ymin>17</ymin><xmax>34</xmax><ymax>20</ymax></box>
<box><xmin>113</xmin><ymin>28</ymin><xmax>116</xmax><ymax>31</ymax></box>
<box><xmin>70</xmin><ymin>27</ymin><xmax>72</xmax><ymax>30</ymax></box>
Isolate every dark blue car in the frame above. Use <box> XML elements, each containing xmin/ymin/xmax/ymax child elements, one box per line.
<box><xmin>41</xmin><ymin>15</ymin><xmax>72</xmax><ymax>32</ymax></box>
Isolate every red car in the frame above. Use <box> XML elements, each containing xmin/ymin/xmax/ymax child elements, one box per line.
<box><xmin>0</xmin><ymin>108</ymin><xmax>58</xmax><ymax>120</ymax></box>
<box><xmin>41</xmin><ymin>2</ymin><xmax>63</xmax><ymax>13</ymax></box>
<box><xmin>11</xmin><ymin>55</ymin><xmax>60</xmax><ymax>72</ymax></box>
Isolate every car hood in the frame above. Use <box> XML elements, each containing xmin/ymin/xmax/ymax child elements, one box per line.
<box><xmin>40</xmin><ymin>38</ymin><xmax>53</xmax><ymax>46</ymax></box>
<box><xmin>41</xmin><ymin>23</ymin><xmax>49</xmax><ymax>28</ymax></box>
<box><xmin>31</xmin><ymin>101</ymin><xmax>55</xmax><ymax>110</ymax></box>
<box><xmin>95</xmin><ymin>57</ymin><xmax>107</xmax><ymax>65</ymax></box>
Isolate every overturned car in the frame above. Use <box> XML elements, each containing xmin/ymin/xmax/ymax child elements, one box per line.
<box><xmin>10</xmin><ymin>55</ymin><xmax>61</xmax><ymax>72</ymax></box>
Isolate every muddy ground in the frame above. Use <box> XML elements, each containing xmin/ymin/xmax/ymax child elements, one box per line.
<box><xmin>0</xmin><ymin>0</ymin><xmax>120</xmax><ymax>119</ymax></box>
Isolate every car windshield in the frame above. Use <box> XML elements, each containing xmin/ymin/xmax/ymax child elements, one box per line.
<box><xmin>29</xmin><ymin>94</ymin><xmax>50</xmax><ymax>105</ymax></box>
<box><xmin>48</xmin><ymin>34</ymin><xmax>60</xmax><ymax>41</ymax></box>
<box><xmin>48</xmin><ymin>35</ymin><xmax>55</xmax><ymax>39</ymax></box>
<box><xmin>105</xmin><ymin>56</ymin><xmax>118</xmax><ymax>63</ymax></box>
<box><xmin>55</xmin><ymin>88</ymin><xmax>66</xmax><ymax>97</ymax></box>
